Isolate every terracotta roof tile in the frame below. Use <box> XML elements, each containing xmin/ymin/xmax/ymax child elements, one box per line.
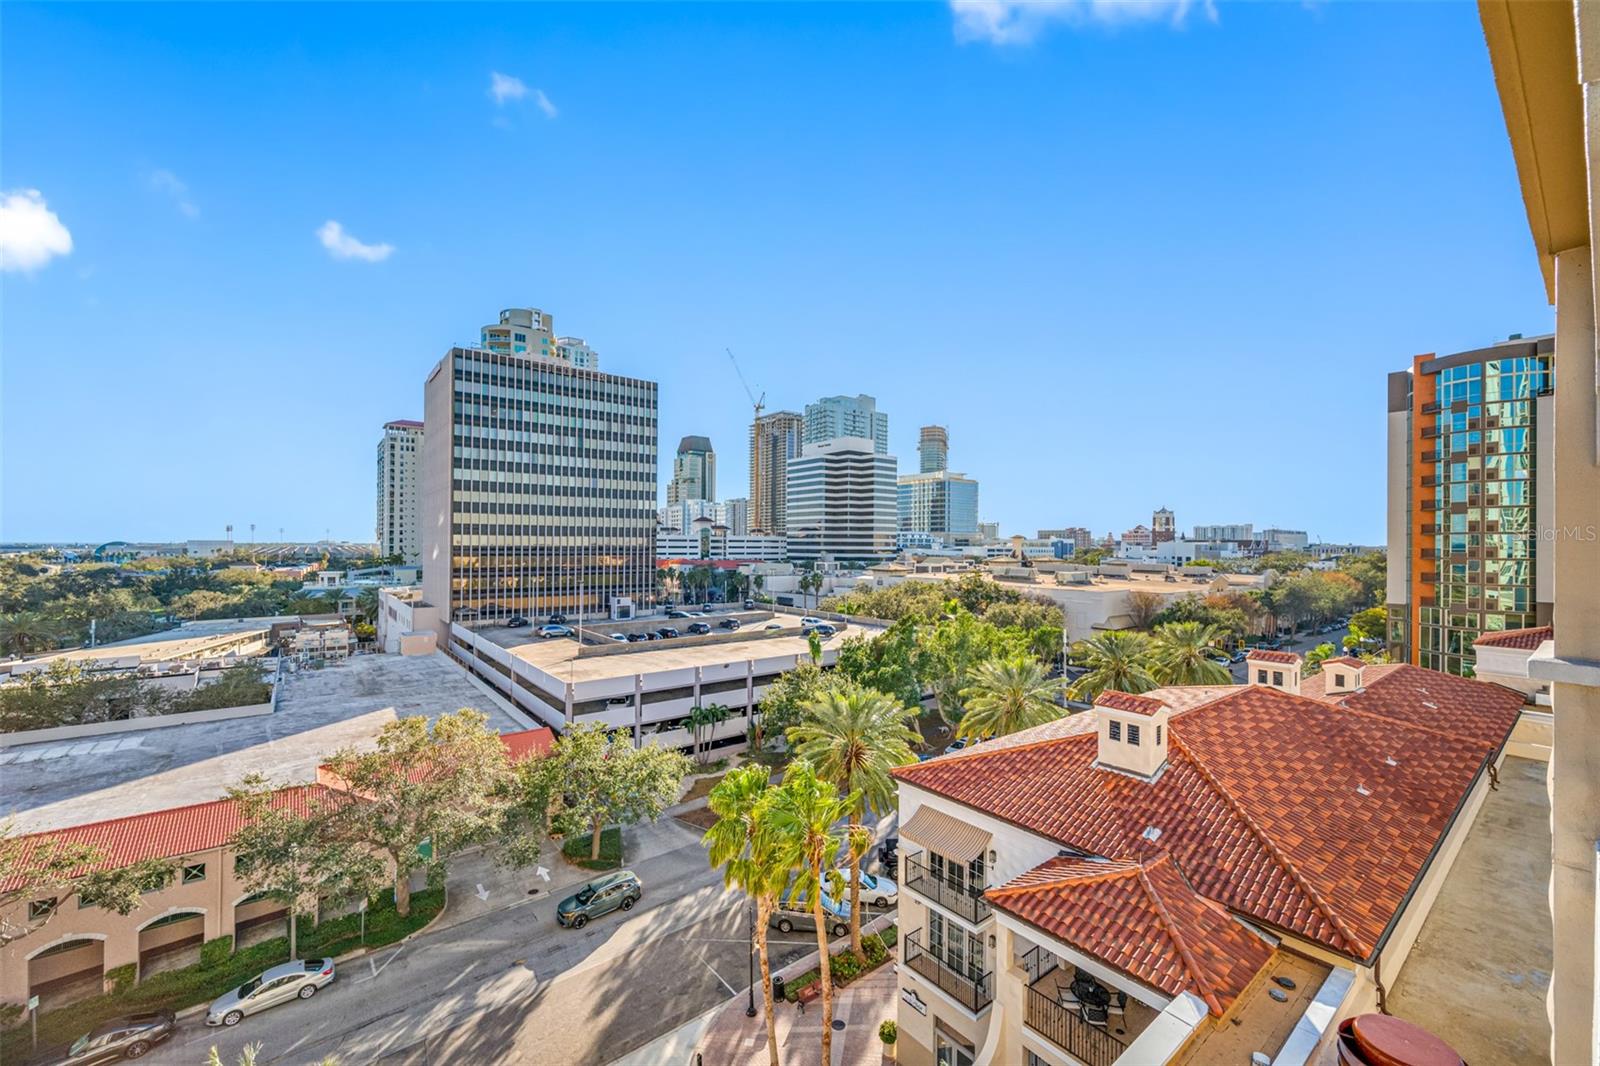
<box><xmin>1472</xmin><ymin>626</ymin><xmax>1553</xmax><ymax>650</ymax></box>
<box><xmin>1245</xmin><ymin>649</ymin><xmax>1302</xmax><ymax>665</ymax></box>
<box><xmin>1095</xmin><ymin>690</ymin><xmax>1168</xmax><ymax>717</ymax></box>
<box><xmin>1299</xmin><ymin>662</ymin><xmax>1525</xmax><ymax>748</ymax></box>
<box><xmin>1323</xmin><ymin>657</ymin><xmax>1367</xmax><ymax>669</ymax></box>
<box><xmin>893</xmin><ymin>670</ymin><xmax>1521</xmax><ymax>962</ymax></box>
<box><xmin>988</xmin><ymin>853</ymin><xmax>1273</xmax><ymax>1016</ymax></box>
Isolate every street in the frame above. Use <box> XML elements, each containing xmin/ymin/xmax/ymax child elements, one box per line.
<box><xmin>146</xmin><ymin>816</ymin><xmax>859</xmax><ymax>1066</ymax></box>
<box><xmin>1226</xmin><ymin>626</ymin><xmax>1352</xmax><ymax>683</ymax></box>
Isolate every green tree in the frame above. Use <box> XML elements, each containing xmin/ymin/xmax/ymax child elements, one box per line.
<box><xmin>0</xmin><ymin>612</ymin><xmax>63</xmax><ymax>655</ymax></box>
<box><xmin>354</xmin><ymin>588</ymin><xmax>381</xmax><ymax>625</ymax></box>
<box><xmin>687</xmin><ymin>703</ymin><xmax>731</xmax><ymax>765</ymax></box>
<box><xmin>833</xmin><ymin>619</ymin><xmax>925</xmax><ymax>708</ymax></box>
<box><xmin>550</xmin><ymin>723</ymin><xmax>691</xmax><ymax>861</ymax></box>
<box><xmin>323</xmin><ymin>710</ymin><xmax>512</xmax><ymax>916</ymax></box>
<box><xmin>1067</xmin><ymin>631</ymin><xmax>1157</xmax><ymax>701</ymax></box>
<box><xmin>1304</xmin><ymin>642</ymin><xmax>1337</xmax><ymax>675</ymax></box>
<box><xmin>760</xmin><ymin>762</ymin><xmax>865</xmax><ymax>1066</ymax></box>
<box><xmin>1345</xmin><ymin>606</ymin><xmax>1388</xmax><ymax>651</ymax></box>
<box><xmin>922</xmin><ymin>611</ymin><xmax>1012</xmax><ymax>724</ymax></box>
<box><xmin>787</xmin><ymin>687</ymin><xmax>917</xmax><ymax>954</ymax></box>
<box><xmin>0</xmin><ymin>819</ymin><xmax>172</xmax><ymax>945</ymax></box>
<box><xmin>755</xmin><ymin>662</ymin><xmax>842</xmax><ymax>747</ymax></box>
<box><xmin>807</xmin><ymin>629</ymin><xmax>824</xmax><ymax>666</ymax></box>
<box><xmin>495</xmin><ymin>749</ymin><xmax>561</xmax><ymax>869</ymax></box>
<box><xmin>1149</xmin><ymin>621</ymin><xmax>1231</xmax><ymax>686</ymax></box>
<box><xmin>702</xmin><ymin>766</ymin><xmax>790</xmax><ymax>1066</ymax></box>
<box><xmin>956</xmin><ymin>656</ymin><xmax>1064</xmax><ymax>741</ymax></box>
<box><xmin>227</xmin><ymin>774</ymin><xmax>384</xmax><ymax>957</ymax></box>
<box><xmin>1339</xmin><ymin>552</ymin><xmax>1387</xmax><ymax>606</ymax></box>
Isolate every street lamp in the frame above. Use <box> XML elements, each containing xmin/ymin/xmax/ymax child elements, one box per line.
<box><xmin>746</xmin><ymin>894</ymin><xmax>759</xmax><ymax>1017</ymax></box>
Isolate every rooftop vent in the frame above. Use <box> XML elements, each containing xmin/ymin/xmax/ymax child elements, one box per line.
<box><xmin>1384</xmin><ymin>756</ymin><xmax>1398</xmax><ymax>767</ymax></box>
<box><xmin>1421</xmin><ymin>700</ymin><xmax>1438</xmax><ymax>710</ymax></box>
<box><xmin>1355</xmin><ymin>784</ymin><xmax>1372</xmax><ymax>797</ymax></box>
<box><xmin>1141</xmin><ymin>825</ymin><xmax>1162</xmax><ymax>843</ymax></box>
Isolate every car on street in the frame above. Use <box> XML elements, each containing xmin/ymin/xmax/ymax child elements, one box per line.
<box><xmin>803</xmin><ymin>623</ymin><xmax>836</xmax><ymax>637</ymax></box>
<box><xmin>538</xmin><ymin>624</ymin><xmax>572</xmax><ymax>638</ymax></box>
<box><xmin>557</xmin><ymin>870</ymin><xmax>642</xmax><ymax>929</ymax></box>
<box><xmin>626</xmin><ymin>632</ymin><xmax>647</xmax><ymax>642</ymax></box>
<box><xmin>764</xmin><ymin>623</ymin><xmax>783</xmax><ymax>630</ymax></box>
<box><xmin>206</xmin><ymin>959</ymin><xmax>336</xmax><ymax>1027</ymax></box>
<box><xmin>548</xmin><ymin>613</ymin><xmax>569</xmax><ymax>625</ymax></box>
<box><xmin>944</xmin><ymin>737</ymin><xmax>968</xmax><ymax>755</ymax></box>
<box><xmin>800</xmin><ymin>616</ymin><xmax>822</xmax><ymax>626</ymax></box>
<box><xmin>687</xmin><ymin>621</ymin><xmax>711</xmax><ymax>635</ymax></box>
<box><xmin>719</xmin><ymin>618</ymin><xmax>741</xmax><ymax>630</ymax></box>
<box><xmin>837</xmin><ymin>867</ymin><xmax>898</xmax><ymax>908</ymax></box>
<box><xmin>28</xmin><ymin>1011</ymin><xmax>177</xmax><ymax>1064</ymax></box>
<box><xmin>700</xmin><ymin>605</ymin><xmax>717</xmax><ymax>614</ymax></box>
<box><xmin>656</xmin><ymin>627</ymin><xmax>680</xmax><ymax>639</ymax></box>
<box><xmin>666</xmin><ymin>610</ymin><xmax>691</xmax><ymax>619</ymax></box>
<box><xmin>744</xmin><ymin>599</ymin><xmax>756</xmax><ymax>609</ymax></box>
<box><xmin>506</xmin><ymin>616</ymin><xmax>529</xmax><ymax>628</ymax></box>
<box><xmin>607</xmin><ymin>632</ymin><xmax>627</xmax><ymax>642</ymax></box>
<box><xmin>1230</xmin><ymin>650</ymin><xmax>1248</xmax><ymax>664</ymax></box>
<box><xmin>771</xmin><ymin>887</ymin><xmax>851</xmax><ymax>937</ymax></box>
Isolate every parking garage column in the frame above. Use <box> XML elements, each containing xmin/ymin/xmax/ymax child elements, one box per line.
<box><xmin>634</xmin><ymin>674</ymin><xmax>643</xmax><ymax>747</ymax></box>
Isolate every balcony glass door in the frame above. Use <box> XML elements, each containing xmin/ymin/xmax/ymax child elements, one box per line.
<box><xmin>928</xmin><ymin>911</ymin><xmax>984</xmax><ymax>982</ymax></box>
<box><xmin>936</xmin><ymin>1031</ymin><xmax>976</xmax><ymax>1066</ymax></box>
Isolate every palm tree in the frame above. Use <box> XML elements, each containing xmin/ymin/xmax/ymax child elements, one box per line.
<box><xmin>1066</xmin><ymin>630</ymin><xmax>1157</xmax><ymax>702</ymax></box>
<box><xmin>956</xmin><ymin>656</ymin><xmax>1064</xmax><ymax>741</ymax></box>
<box><xmin>0</xmin><ymin>612</ymin><xmax>63</xmax><ymax>656</ymax></box>
<box><xmin>702</xmin><ymin>766</ymin><xmax>789</xmax><ymax>1066</ymax></box>
<box><xmin>687</xmin><ymin>703</ymin><xmax>730</xmax><ymax>764</ymax></box>
<box><xmin>1149</xmin><ymin>621</ymin><xmax>1231</xmax><ymax>686</ymax></box>
<box><xmin>761</xmin><ymin>761</ymin><xmax>863</xmax><ymax>1066</ymax></box>
<box><xmin>786</xmin><ymin>687</ymin><xmax>918</xmax><ymax>955</ymax></box>
<box><xmin>354</xmin><ymin>588</ymin><xmax>380</xmax><ymax>625</ymax></box>
<box><xmin>751</xmin><ymin>572</ymin><xmax>766</xmax><ymax>602</ymax></box>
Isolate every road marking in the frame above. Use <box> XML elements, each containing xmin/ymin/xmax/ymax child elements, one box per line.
<box><xmin>697</xmin><ymin>950</ymin><xmax>737</xmax><ymax>997</ymax></box>
<box><xmin>358</xmin><ymin>944</ymin><xmax>406</xmax><ymax>982</ymax></box>
<box><xmin>443</xmin><ymin>959</ymin><xmax>479</xmax><ymax>990</ymax></box>
<box><xmin>475</xmin><ymin>883</ymin><xmax>490</xmax><ymax>901</ymax></box>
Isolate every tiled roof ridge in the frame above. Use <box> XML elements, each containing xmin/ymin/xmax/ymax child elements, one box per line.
<box><xmin>1473</xmin><ymin>625</ymin><xmax>1553</xmax><ymax>648</ymax></box>
<box><xmin>8</xmin><ymin>783</ymin><xmax>333</xmax><ymax>845</ymax></box>
<box><xmin>1167</xmin><ymin>730</ymin><xmax>1362</xmax><ymax>955</ymax></box>
<box><xmin>1136</xmin><ymin>856</ymin><xmax>1226</xmax><ymax>1016</ymax></box>
<box><xmin>986</xmin><ymin>858</ymin><xmax>1142</xmax><ymax>899</ymax></box>
<box><xmin>892</xmin><ymin>725</ymin><xmax>1097</xmax><ymax>779</ymax></box>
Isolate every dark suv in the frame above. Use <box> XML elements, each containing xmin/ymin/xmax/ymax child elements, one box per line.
<box><xmin>30</xmin><ymin>1011</ymin><xmax>177</xmax><ymax>1064</ymax></box>
<box><xmin>687</xmin><ymin>621</ymin><xmax>711</xmax><ymax>635</ymax></box>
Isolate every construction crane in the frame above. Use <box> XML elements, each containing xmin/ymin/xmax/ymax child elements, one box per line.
<box><xmin>726</xmin><ymin>348</ymin><xmax>767</xmax><ymax>531</ymax></box>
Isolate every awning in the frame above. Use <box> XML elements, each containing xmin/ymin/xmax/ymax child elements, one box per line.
<box><xmin>900</xmin><ymin>805</ymin><xmax>991</xmax><ymax>863</ymax></box>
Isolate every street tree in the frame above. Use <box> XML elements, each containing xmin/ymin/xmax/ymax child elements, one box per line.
<box><xmin>957</xmin><ymin>655</ymin><xmax>1064</xmax><ymax>741</ymax></box>
<box><xmin>687</xmin><ymin>703</ymin><xmax>731</xmax><ymax>765</ymax></box>
<box><xmin>1</xmin><ymin>819</ymin><xmax>173</xmax><ymax>945</ymax></box>
<box><xmin>322</xmin><ymin>709</ymin><xmax>512</xmax><ymax>916</ymax></box>
<box><xmin>227</xmin><ymin>775</ymin><xmax>384</xmax><ymax>957</ymax></box>
<box><xmin>1149</xmin><ymin>621</ymin><xmax>1231</xmax><ymax>686</ymax></box>
<box><xmin>552</xmin><ymin>722</ymin><xmax>691</xmax><ymax>861</ymax></box>
<box><xmin>787</xmin><ymin>687</ymin><xmax>917</xmax><ymax>954</ymax></box>
<box><xmin>1067</xmin><ymin>631</ymin><xmax>1157</xmax><ymax>701</ymax></box>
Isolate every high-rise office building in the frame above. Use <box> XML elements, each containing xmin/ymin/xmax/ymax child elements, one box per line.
<box><xmin>1152</xmin><ymin>507</ymin><xmax>1176</xmax><ymax>543</ymax></box>
<box><xmin>785</xmin><ymin>437</ymin><xmax>898</xmax><ymax>565</ymax></box>
<box><xmin>420</xmin><ymin>310</ymin><xmax>658</xmax><ymax>625</ymax></box>
<box><xmin>804</xmin><ymin>394</ymin><xmax>889</xmax><ymax>454</ymax></box>
<box><xmin>918</xmin><ymin>425</ymin><xmax>949</xmax><ymax>473</ymax></box>
<box><xmin>749</xmin><ymin>410</ymin><xmax>804</xmax><ymax>534</ymax></box>
<box><xmin>722</xmin><ymin>497</ymin><xmax>750</xmax><ymax>537</ymax></box>
<box><xmin>1386</xmin><ymin>334</ymin><xmax>1555</xmax><ymax>675</ymax></box>
<box><xmin>377</xmin><ymin>420</ymin><xmax>424</xmax><ymax>563</ymax></box>
<box><xmin>657</xmin><ymin>499</ymin><xmax>723</xmax><ymax>535</ymax></box>
<box><xmin>556</xmin><ymin>336</ymin><xmax>599</xmax><ymax>370</ymax></box>
<box><xmin>897</xmin><ymin>471</ymin><xmax>980</xmax><ymax>537</ymax></box>
<box><xmin>665</xmin><ymin>435</ymin><xmax>716</xmax><ymax>506</ymax></box>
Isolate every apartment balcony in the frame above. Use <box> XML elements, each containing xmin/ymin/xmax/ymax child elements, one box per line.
<box><xmin>1420</xmin><ymin>474</ymin><xmax>1439</xmax><ymax>488</ymax></box>
<box><xmin>903</xmin><ymin>854</ymin><xmax>991</xmax><ymax>925</ymax></box>
<box><xmin>1021</xmin><ymin>947</ymin><xmax>1153</xmax><ymax>1066</ymax></box>
<box><xmin>1421</xmin><ymin>425</ymin><xmax>1441</xmax><ymax>439</ymax></box>
<box><xmin>1420</xmin><ymin>548</ymin><xmax>1438</xmax><ymax>560</ymax></box>
<box><xmin>1421</xmin><ymin>524</ymin><xmax>1439</xmax><ymax>536</ymax></box>
<box><xmin>1420</xmin><ymin>499</ymin><xmax>1439</xmax><ymax>512</ymax></box>
<box><xmin>1421</xmin><ymin>401</ymin><xmax>1441</xmax><ymax>415</ymax></box>
<box><xmin>1421</xmin><ymin>450</ymin><xmax>1440</xmax><ymax>462</ymax></box>
<box><xmin>903</xmin><ymin>930</ymin><xmax>994</xmax><ymax>1013</ymax></box>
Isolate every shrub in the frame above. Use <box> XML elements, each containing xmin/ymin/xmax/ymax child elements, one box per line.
<box><xmin>880</xmin><ymin>1020</ymin><xmax>898</xmax><ymax>1045</ymax></box>
<box><xmin>199</xmin><ymin>935</ymin><xmax>234</xmax><ymax>968</ymax></box>
<box><xmin>561</xmin><ymin>827</ymin><xmax>623</xmax><ymax>871</ymax></box>
<box><xmin>105</xmin><ymin>963</ymin><xmax>136</xmax><ymax>995</ymax></box>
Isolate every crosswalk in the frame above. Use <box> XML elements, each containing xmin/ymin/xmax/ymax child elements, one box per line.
<box><xmin>0</xmin><ymin>735</ymin><xmax>145</xmax><ymax>764</ymax></box>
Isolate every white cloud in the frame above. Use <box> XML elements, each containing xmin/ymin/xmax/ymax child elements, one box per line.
<box><xmin>533</xmin><ymin>89</ymin><xmax>558</xmax><ymax>119</ymax></box>
<box><xmin>489</xmin><ymin>71</ymin><xmax>528</xmax><ymax>104</ymax></box>
<box><xmin>950</xmin><ymin>0</ymin><xmax>1216</xmax><ymax>45</ymax></box>
<box><xmin>149</xmin><ymin>168</ymin><xmax>199</xmax><ymax>218</ymax></box>
<box><xmin>316</xmin><ymin>220</ymin><xmax>394</xmax><ymax>263</ymax></box>
<box><xmin>0</xmin><ymin>189</ymin><xmax>73</xmax><ymax>273</ymax></box>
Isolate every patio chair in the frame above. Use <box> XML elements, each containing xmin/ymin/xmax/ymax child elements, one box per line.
<box><xmin>1057</xmin><ymin>982</ymin><xmax>1081</xmax><ymax>1010</ymax></box>
<box><xmin>1107</xmin><ymin>989</ymin><xmax>1127</xmax><ymax>1017</ymax></box>
<box><xmin>1080</xmin><ymin>1001</ymin><xmax>1110</xmax><ymax>1029</ymax></box>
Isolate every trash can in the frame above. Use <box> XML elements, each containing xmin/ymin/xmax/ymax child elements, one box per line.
<box><xmin>772</xmin><ymin>975</ymin><xmax>786</xmax><ymax>1002</ymax></box>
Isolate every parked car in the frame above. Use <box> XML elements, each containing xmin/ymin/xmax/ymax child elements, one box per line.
<box><xmin>506</xmin><ymin>616</ymin><xmax>530</xmax><ymax>628</ymax></box>
<box><xmin>744</xmin><ymin>598</ymin><xmax>756</xmax><ymax>609</ymax></box>
<box><xmin>607</xmin><ymin>632</ymin><xmax>627</xmax><ymax>642</ymax></box>
<box><xmin>557</xmin><ymin>870</ymin><xmax>642</xmax><ymax>929</ymax></box>
<box><xmin>687</xmin><ymin>621</ymin><xmax>711</xmax><ymax>635</ymax></box>
<box><xmin>1230</xmin><ymin>650</ymin><xmax>1248</xmax><ymax>664</ymax></box>
<box><xmin>837</xmin><ymin>867</ymin><xmax>898</xmax><ymax>908</ymax></box>
<box><xmin>800</xmin><ymin>616</ymin><xmax>822</xmax><ymax>626</ymax></box>
<box><xmin>548</xmin><ymin>613</ymin><xmax>569</xmax><ymax>625</ymax></box>
<box><xmin>667</xmin><ymin>610</ymin><xmax>691</xmax><ymax>619</ymax></box>
<box><xmin>1209</xmin><ymin>655</ymin><xmax>1231</xmax><ymax>666</ymax></box>
<box><xmin>626</xmin><ymin>632</ymin><xmax>647</xmax><ymax>643</ymax></box>
<box><xmin>700</xmin><ymin>605</ymin><xmax>717</xmax><ymax>614</ymax></box>
<box><xmin>719</xmin><ymin>618</ymin><xmax>742</xmax><ymax>631</ymax></box>
<box><xmin>656</xmin><ymin>627</ymin><xmax>680</xmax><ymax>639</ymax></box>
<box><xmin>538</xmin><ymin>624</ymin><xmax>572</xmax><ymax>638</ymax></box>
<box><xmin>803</xmin><ymin>623</ymin><xmax>836</xmax><ymax>637</ymax></box>
<box><xmin>763</xmin><ymin>623</ymin><xmax>783</xmax><ymax>631</ymax></box>
<box><xmin>29</xmin><ymin>1011</ymin><xmax>177</xmax><ymax>1064</ymax></box>
<box><xmin>944</xmin><ymin>737</ymin><xmax>968</xmax><ymax>755</ymax></box>
<box><xmin>206</xmin><ymin>959</ymin><xmax>335</xmax><ymax>1027</ymax></box>
<box><xmin>770</xmin><ymin>888</ymin><xmax>850</xmax><ymax>938</ymax></box>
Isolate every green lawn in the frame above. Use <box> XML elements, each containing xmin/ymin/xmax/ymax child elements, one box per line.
<box><xmin>561</xmin><ymin>826</ymin><xmax>624</xmax><ymax>870</ymax></box>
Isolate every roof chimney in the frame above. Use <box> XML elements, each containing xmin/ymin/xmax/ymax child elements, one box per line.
<box><xmin>1321</xmin><ymin>656</ymin><xmax>1365</xmax><ymax>695</ymax></box>
<box><xmin>1245</xmin><ymin>649</ymin><xmax>1302</xmax><ymax>695</ymax></box>
<box><xmin>1093</xmin><ymin>691</ymin><xmax>1171</xmax><ymax>780</ymax></box>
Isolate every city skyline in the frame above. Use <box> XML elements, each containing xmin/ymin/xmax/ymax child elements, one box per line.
<box><xmin>1</xmin><ymin>2</ymin><xmax>1556</xmax><ymax>544</ymax></box>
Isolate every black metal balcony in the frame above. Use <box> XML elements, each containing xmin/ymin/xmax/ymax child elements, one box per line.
<box><xmin>903</xmin><ymin>930</ymin><xmax>993</xmax><ymax>1013</ymax></box>
<box><xmin>903</xmin><ymin>854</ymin><xmax>991</xmax><ymax>924</ymax></box>
<box><xmin>1026</xmin><ymin>985</ymin><xmax>1129</xmax><ymax>1066</ymax></box>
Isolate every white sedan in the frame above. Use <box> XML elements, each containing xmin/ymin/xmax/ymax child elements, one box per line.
<box><xmin>838</xmin><ymin>867</ymin><xmax>898</xmax><ymax>908</ymax></box>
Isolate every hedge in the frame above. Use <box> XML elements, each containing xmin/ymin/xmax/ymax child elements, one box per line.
<box><xmin>561</xmin><ymin>827</ymin><xmax>623</xmax><ymax>871</ymax></box>
<box><xmin>782</xmin><ymin>925</ymin><xmax>897</xmax><ymax>1002</ymax></box>
<box><xmin>1</xmin><ymin>888</ymin><xmax>443</xmax><ymax>1060</ymax></box>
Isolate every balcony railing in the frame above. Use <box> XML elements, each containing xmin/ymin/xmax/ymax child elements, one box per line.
<box><xmin>903</xmin><ymin>855</ymin><xmax>991</xmax><ymax>924</ymax></box>
<box><xmin>1026</xmin><ymin>985</ymin><xmax>1129</xmax><ymax>1066</ymax></box>
<box><xmin>904</xmin><ymin>930</ymin><xmax>993</xmax><ymax>1013</ymax></box>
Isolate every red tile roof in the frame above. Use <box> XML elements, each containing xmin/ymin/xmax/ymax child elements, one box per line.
<box><xmin>1472</xmin><ymin>626</ymin><xmax>1553</xmax><ymax>650</ymax></box>
<box><xmin>502</xmin><ymin>727</ymin><xmax>556</xmax><ymax>760</ymax></box>
<box><xmin>1323</xmin><ymin>657</ymin><xmax>1366</xmax><ymax>669</ymax></box>
<box><xmin>1</xmin><ymin>785</ymin><xmax>343</xmax><ymax>892</ymax></box>
<box><xmin>1297</xmin><ymin>662</ymin><xmax>1525</xmax><ymax>747</ymax></box>
<box><xmin>1094</xmin><ymin>690</ymin><xmax>1168</xmax><ymax>717</ymax></box>
<box><xmin>893</xmin><ymin>672</ymin><xmax>1520</xmax><ymax>962</ymax></box>
<box><xmin>1245</xmin><ymin>649</ymin><xmax>1302</xmax><ymax>665</ymax></box>
<box><xmin>988</xmin><ymin>853</ymin><xmax>1273</xmax><ymax>1016</ymax></box>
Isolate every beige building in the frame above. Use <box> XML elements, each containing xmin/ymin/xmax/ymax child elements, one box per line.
<box><xmin>888</xmin><ymin>658</ymin><xmax>1525</xmax><ymax>1066</ymax></box>
<box><xmin>376</xmin><ymin>419</ymin><xmax>424</xmax><ymax>564</ymax></box>
<box><xmin>748</xmin><ymin>410</ymin><xmax>804</xmax><ymax>535</ymax></box>
<box><xmin>1478</xmin><ymin>6</ymin><xmax>1600</xmax><ymax>1061</ymax></box>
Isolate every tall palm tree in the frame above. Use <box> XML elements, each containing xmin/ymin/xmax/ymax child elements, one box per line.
<box><xmin>956</xmin><ymin>656</ymin><xmax>1064</xmax><ymax>741</ymax></box>
<box><xmin>354</xmin><ymin>588</ymin><xmax>381</xmax><ymax>625</ymax></box>
<box><xmin>687</xmin><ymin>703</ymin><xmax>730</xmax><ymax>764</ymax></box>
<box><xmin>0</xmin><ymin>612</ymin><xmax>63</xmax><ymax>656</ymax></box>
<box><xmin>1066</xmin><ymin>630</ymin><xmax>1157</xmax><ymax>702</ymax></box>
<box><xmin>761</xmin><ymin>762</ymin><xmax>862</xmax><ymax>1066</ymax></box>
<box><xmin>1149</xmin><ymin>621</ymin><xmax>1231</xmax><ymax>686</ymax></box>
<box><xmin>703</xmin><ymin>766</ymin><xmax>789</xmax><ymax>1066</ymax></box>
<box><xmin>786</xmin><ymin>687</ymin><xmax>918</xmax><ymax>955</ymax></box>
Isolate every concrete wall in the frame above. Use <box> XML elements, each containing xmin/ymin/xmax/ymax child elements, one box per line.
<box><xmin>0</xmin><ymin>697</ymin><xmax>276</xmax><ymax>749</ymax></box>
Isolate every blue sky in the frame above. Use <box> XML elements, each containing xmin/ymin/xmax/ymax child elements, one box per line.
<box><xmin>1</xmin><ymin>1</ymin><xmax>1553</xmax><ymax>545</ymax></box>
